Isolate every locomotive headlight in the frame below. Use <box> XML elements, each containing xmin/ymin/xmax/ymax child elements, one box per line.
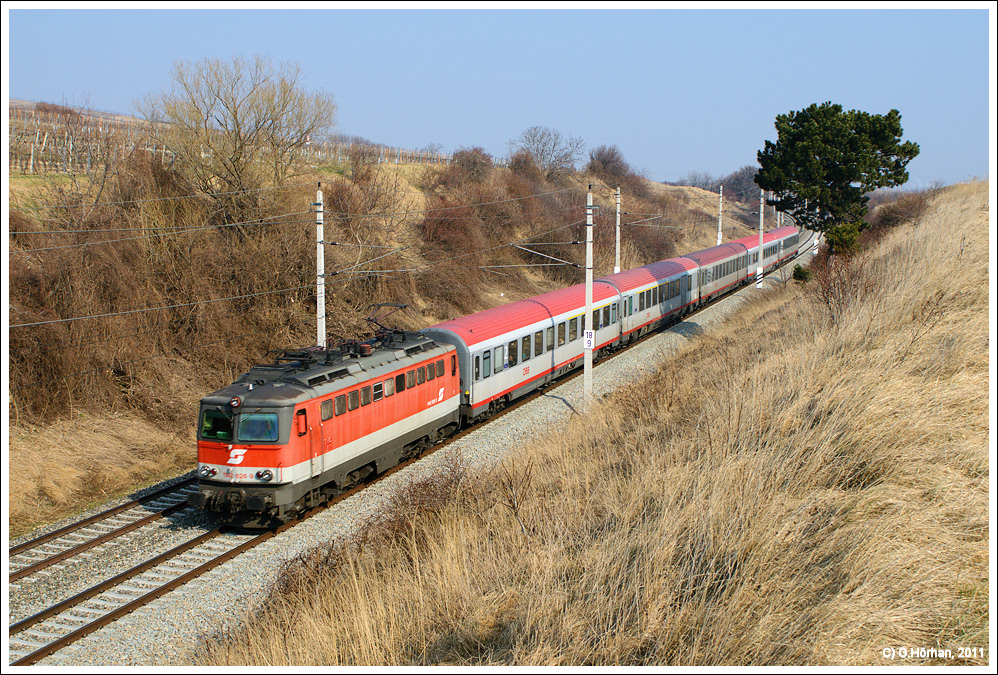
<box><xmin>229</xmin><ymin>396</ymin><xmax>242</xmax><ymax>408</ymax></box>
<box><xmin>256</xmin><ymin>470</ymin><xmax>274</xmax><ymax>482</ymax></box>
<box><xmin>199</xmin><ymin>466</ymin><xmax>211</xmax><ymax>478</ymax></box>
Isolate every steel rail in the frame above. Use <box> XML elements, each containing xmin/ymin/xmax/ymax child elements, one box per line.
<box><xmin>9</xmin><ymin>500</ymin><xmax>194</xmax><ymax>583</ymax></box>
<box><xmin>9</xmin><ymin>476</ymin><xmax>197</xmax><ymax>556</ymax></box>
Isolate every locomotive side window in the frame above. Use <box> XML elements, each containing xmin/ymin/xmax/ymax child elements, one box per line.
<box><xmin>384</xmin><ymin>378</ymin><xmax>395</xmax><ymax>397</ymax></box>
<box><xmin>451</xmin><ymin>355</ymin><xmax>456</xmax><ymax>376</ymax></box>
<box><xmin>348</xmin><ymin>390</ymin><xmax>360</xmax><ymax>411</ymax></box>
<box><xmin>373</xmin><ymin>382</ymin><xmax>384</xmax><ymax>401</ymax></box>
<box><xmin>406</xmin><ymin>370</ymin><xmax>416</xmax><ymax>388</ymax></box>
<box><xmin>546</xmin><ymin>327</ymin><xmax>554</xmax><ymax>352</ymax></box>
<box><xmin>482</xmin><ymin>352</ymin><xmax>491</xmax><ymax>379</ymax></box>
<box><xmin>522</xmin><ymin>335</ymin><xmax>531</xmax><ymax>362</ymax></box>
<box><xmin>321</xmin><ymin>399</ymin><xmax>334</xmax><ymax>421</ymax></box>
<box><xmin>335</xmin><ymin>394</ymin><xmax>346</xmax><ymax>415</ymax></box>
<box><xmin>558</xmin><ymin>322</ymin><xmax>566</xmax><ymax>346</ymax></box>
<box><xmin>569</xmin><ymin>317</ymin><xmax>578</xmax><ymax>341</ymax></box>
<box><xmin>508</xmin><ymin>341</ymin><xmax>518</xmax><ymax>367</ymax></box>
<box><xmin>494</xmin><ymin>346</ymin><xmax>504</xmax><ymax>373</ymax></box>
<box><xmin>427</xmin><ymin>363</ymin><xmax>435</xmax><ymax>382</ymax></box>
<box><xmin>417</xmin><ymin>366</ymin><xmax>426</xmax><ymax>385</ymax></box>
<box><xmin>361</xmin><ymin>386</ymin><xmax>372</xmax><ymax>406</ymax></box>
<box><xmin>534</xmin><ymin>331</ymin><xmax>543</xmax><ymax>357</ymax></box>
<box><xmin>201</xmin><ymin>410</ymin><xmax>233</xmax><ymax>440</ymax></box>
<box><xmin>395</xmin><ymin>373</ymin><xmax>405</xmax><ymax>393</ymax></box>
<box><xmin>437</xmin><ymin>359</ymin><xmax>445</xmax><ymax>378</ymax></box>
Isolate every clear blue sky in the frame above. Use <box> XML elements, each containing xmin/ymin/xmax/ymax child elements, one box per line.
<box><xmin>5</xmin><ymin>4</ymin><xmax>994</xmax><ymax>188</ymax></box>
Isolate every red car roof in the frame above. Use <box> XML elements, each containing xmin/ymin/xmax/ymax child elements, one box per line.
<box><xmin>681</xmin><ymin>242</ymin><xmax>746</xmax><ymax>266</ymax></box>
<box><xmin>428</xmin><ymin>280</ymin><xmax>619</xmax><ymax>348</ymax></box>
<box><xmin>428</xmin><ymin>257</ymin><xmax>697</xmax><ymax>348</ymax></box>
<box><xmin>731</xmin><ymin>226</ymin><xmax>800</xmax><ymax>250</ymax></box>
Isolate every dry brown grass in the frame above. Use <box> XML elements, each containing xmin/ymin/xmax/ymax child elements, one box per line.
<box><xmin>189</xmin><ymin>181</ymin><xmax>989</xmax><ymax>666</ymax></box>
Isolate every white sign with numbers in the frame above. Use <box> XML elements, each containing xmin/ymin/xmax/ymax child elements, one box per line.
<box><xmin>583</xmin><ymin>330</ymin><xmax>595</xmax><ymax>350</ymax></box>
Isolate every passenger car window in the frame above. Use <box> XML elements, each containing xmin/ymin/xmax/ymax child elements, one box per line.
<box><xmin>508</xmin><ymin>341</ymin><xmax>518</xmax><ymax>367</ymax></box>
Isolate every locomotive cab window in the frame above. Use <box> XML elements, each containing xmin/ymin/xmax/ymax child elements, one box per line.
<box><xmin>242</xmin><ymin>413</ymin><xmax>279</xmax><ymax>442</ymax></box>
<box><xmin>201</xmin><ymin>409</ymin><xmax>233</xmax><ymax>441</ymax></box>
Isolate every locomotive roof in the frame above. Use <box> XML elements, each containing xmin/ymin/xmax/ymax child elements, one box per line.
<box><xmin>201</xmin><ymin>331</ymin><xmax>449</xmax><ymax>407</ymax></box>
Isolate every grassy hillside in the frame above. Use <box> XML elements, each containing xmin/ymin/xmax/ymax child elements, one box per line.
<box><xmin>7</xmin><ymin>155</ymin><xmax>755</xmax><ymax>535</ymax></box>
<box><xmin>189</xmin><ymin>181</ymin><xmax>989</xmax><ymax>666</ymax></box>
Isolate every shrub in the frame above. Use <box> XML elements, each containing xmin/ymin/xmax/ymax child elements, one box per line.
<box><xmin>508</xmin><ymin>150</ymin><xmax>545</xmax><ymax>184</ymax></box>
<box><xmin>451</xmin><ymin>147</ymin><xmax>494</xmax><ymax>183</ymax></box>
<box><xmin>586</xmin><ymin>144</ymin><xmax>630</xmax><ymax>180</ymax></box>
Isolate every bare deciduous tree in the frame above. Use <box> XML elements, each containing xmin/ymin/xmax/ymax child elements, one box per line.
<box><xmin>139</xmin><ymin>55</ymin><xmax>336</xmax><ymax>220</ymax></box>
<box><xmin>508</xmin><ymin>125</ymin><xmax>584</xmax><ymax>180</ymax></box>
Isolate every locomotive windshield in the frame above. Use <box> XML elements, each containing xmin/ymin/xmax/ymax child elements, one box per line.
<box><xmin>237</xmin><ymin>412</ymin><xmax>280</xmax><ymax>443</ymax></box>
<box><xmin>201</xmin><ymin>409</ymin><xmax>233</xmax><ymax>440</ymax></box>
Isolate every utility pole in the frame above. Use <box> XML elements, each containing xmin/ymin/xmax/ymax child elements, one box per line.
<box><xmin>716</xmin><ymin>185</ymin><xmax>723</xmax><ymax>246</ymax></box>
<box><xmin>584</xmin><ymin>186</ymin><xmax>594</xmax><ymax>402</ymax></box>
<box><xmin>316</xmin><ymin>183</ymin><xmax>326</xmax><ymax>348</ymax></box>
<box><xmin>614</xmin><ymin>184</ymin><xmax>621</xmax><ymax>274</ymax></box>
<box><xmin>757</xmin><ymin>188</ymin><xmax>765</xmax><ymax>289</ymax></box>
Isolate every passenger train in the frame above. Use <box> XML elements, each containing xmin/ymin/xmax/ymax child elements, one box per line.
<box><xmin>189</xmin><ymin>224</ymin><xmax>808</xmax><ymax>526</ymax></box>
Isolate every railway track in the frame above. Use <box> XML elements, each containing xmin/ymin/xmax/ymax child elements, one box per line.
<box><xmin>9</xmin><ymin>477</ymin><xmax>199</xmax><ymax>584</ymax></box>
<box><xmin>7</xmin><ymin>232</ymin><xmax>819</xmax><ymax>666</ymax></box>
